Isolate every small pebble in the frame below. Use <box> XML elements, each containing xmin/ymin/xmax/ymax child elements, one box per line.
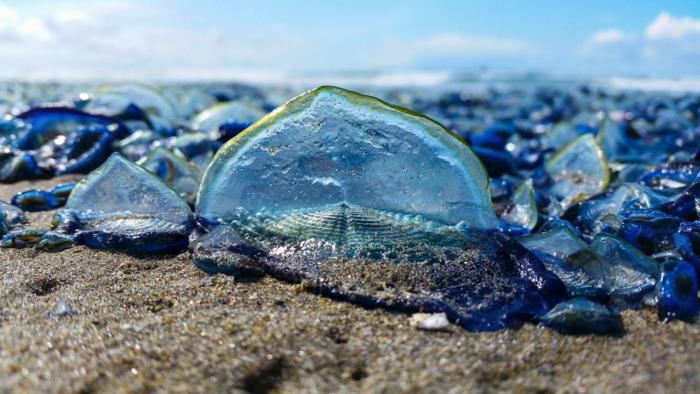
<box><xmin>410</xmin><ymin>313</ymin><xmax>450</xmax><ymax>331</ymax></box>
<box><xmin>47</xmin><ymin>298</ymin><xmax>78</xmax><ymax>318</ymax></box>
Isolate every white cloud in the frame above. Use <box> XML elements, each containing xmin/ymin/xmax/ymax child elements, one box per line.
<box><xmin>0</xmin><ymin>2</ymin><xmax>309</xmax><ymax>80</ymax></box>
<box><xmin>577</xmin><ymin>28</ymin><xmax>639</xmax><ymax>64</ymax></box>
<box><xmin>578</xmin><ymin>12</ymin><xmax>700</xmax><ymax>75</ymax></box>
<box><xmin>645</xmin><ymin>11</ymin><xmax>700</xmax><ymax>40</ymax></box>
<box><xmin>589</xmin><ymin>29</ymin><xmax>636</xmax><ymax>45</ymax></box>
<box><xmin>0</xmin><ymin>4</ymin><xmax>19</xmax><ymax>27</ymax></box>
<box><xmin>20</xmin><ymin>18</ymin><xmax>52</xmax><ymax>41</ymax></box>
<box><xmin>0</xmin><ymin>4</ymin><xmax>51</xmax><ymax>41</ymax></box>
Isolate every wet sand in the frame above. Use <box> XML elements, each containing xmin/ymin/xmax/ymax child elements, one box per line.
<box><xmin>0</xmin><ymin>178</ymin><xmax>698</xmax><ymax>394</ymax></box>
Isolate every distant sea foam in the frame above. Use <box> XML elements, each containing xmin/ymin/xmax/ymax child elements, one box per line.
<box><xmin>11</xmin><ymin>68</ymin><xmax>700</xmax><ymax>93</ymax></box>
<box><xmin>219</xmin><ymin>70</ymin><xmax>700</xmax><ymax>93</ymax></box>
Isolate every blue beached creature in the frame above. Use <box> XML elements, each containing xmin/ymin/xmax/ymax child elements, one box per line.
<box><xmin>192</xmin><ymin>101</ymin><xmax>267</xmax><ymax>142</ymax></box>
<box><xmin>11</xmin><ymin>189</ymin><xmax>61</xmax><ymax>212</ymax></box>
<box><xmin>542</xmin><ymin>297</ymin><xmax>624</xmax><ymax>335</ymax></box>
<box><xmin>52</xmin><ymin>154</ymin><xmax>193</xmax><ymax>253</ymax></box>
<box><xmin>0</xmin><ymin>149</ymin><xmax>40</xmax><ymax>183</ymax></box>
<box><xmin>657</xmin><ymin>259</ymin><xmax>698</xmax><ymax>322</ymax></box>
<box><xmin>138</xmin><ymin>147</ymin><xmax>202</xmax><ymax>204</ymax></box>
<box><xmin>0</xmin><ymin>199</ymin><xmax>27</xmax><ymax>225</ymax></box>
<box><xmin>191</xmin><ymin>86</ymin><xmax>566</xmax><ymax>331</ymax></box>
<box><xmin>16</xmin><ymin>106</ymin><xmax>129</xmax><ymax>150</ymax></box>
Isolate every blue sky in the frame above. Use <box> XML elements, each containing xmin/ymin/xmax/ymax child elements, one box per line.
<box><xmin>0</xmin><ymin>1</ymin><xmax>699</xmax><ymax>80</ymax></box>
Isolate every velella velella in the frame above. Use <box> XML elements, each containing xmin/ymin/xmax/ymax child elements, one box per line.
<box><xmin>517</xmin><ymin>226</ymin><xmax>611</xmax><ymax>299</ymax></box>
<box><xmin>52</xmin><ymin>153</ymin><xmax>193</xmax><ymax>253</ymax></box>
<box><xmin>0</xmin><ymin>149</ymin><xmax>40</xmax><ymax>182</ymax></box>
<box><xmin>138</xmin><ymin>147</ymin><xmax>202</xmax><ymax>204</ymax></box>
<box><xmin>191</xmin><ymin>86</ymin><xmax>566</xmax><ymax>331</ymax></box>
<box><xmin>1</xmin><ymin>228</ymin><xmax>47</xmax><ymax>248</ymax></box>
<box><xmin>589</xmin><ymin>233</ymin><xmax>658</xmax><ymax>304</ymax></box>
<box><xmin>518</xmin><ymin>226</ymin><xmax>659</xmax><ymax>303</ymax></box>
<box><xmin>84</xmin><ymin>84</ymin><xmax>180</xmax><ymax>131</ymax></box>
<box><xmin>172</xmin><ymin>132</ymin><xmax>221</xmax><ymax>170</ymax></box>
<box><xmin>51</xmin><ymin>125</ymin><xmax>115</xmax><ymax>175</ymax></box>
<box><xmin>16</xmin><ymin>106</ymin><xmax>129</xmax><ymax>150</ymax></box>
<box><xmin>657</xmin><ymin>259</ymin><xmax>698</xmax><ymax>321</ymax></box>
<box><xmin>542</xmin><ymin>298</ymin><xmax>624</xmax><ymax>335</ymax></box>
<box><xmin>0</xmin><ymin>199</ymin><xmax>27</xmax><ymax>225</ymax></box>
<box><xmin>500</xmin><ymin>178</ymin><xmax>538</xmax><ymax>232</ymax></box>
<box><xmin>11</xmin><ymin>189</ymin><xmax>61</xmax><ymax>211</ymax></box>
<box><xmin>545</xmin><ymin>134</ymin><xmax>609</xmax><ymax>211</ymax></box>
<box><xmin>192</xmin><ymin>101</ymin><xmax>267</xmax><ymax>142</ymax></box>
<box><xmin>10</xmin><ymin>182</ymin><xmax>75</xmax><ymax>211</ymax></box>
<box><xmin>50</xmin><ymin>182</ymin><xmax>76</xmax><ymax>204</ymax></box>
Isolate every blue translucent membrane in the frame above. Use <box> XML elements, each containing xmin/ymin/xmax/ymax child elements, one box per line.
<box><xmin>198</xmin><ymin>86</ymin><xmax>497</xmax><ymax>231</ymax></box>
<box><xmin>55</xmin><ymin>154</ymin><xmax>193</xmax><ymax>253</ymax></box>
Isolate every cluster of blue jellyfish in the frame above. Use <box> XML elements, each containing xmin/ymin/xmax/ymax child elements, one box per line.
<box><xmin>0</xmin><ymin>82</ymin><xmax>698</xmax><ymax>334</ymax></box>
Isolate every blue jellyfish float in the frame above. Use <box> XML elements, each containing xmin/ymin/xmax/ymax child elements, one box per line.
<box><xmin>192</xmin><ymin>86</ymin><xmax>566</xmax><ymax>331</ymax></box>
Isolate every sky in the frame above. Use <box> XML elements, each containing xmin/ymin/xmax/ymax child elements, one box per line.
<box><xmin>0</xmin><ymin>0</ymin><xmax>699</xmax><ymax>81</ymax></box>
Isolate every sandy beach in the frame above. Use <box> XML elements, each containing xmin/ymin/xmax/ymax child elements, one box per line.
<box><xmin>0</xmin><ymin>178</ymin><xmax>698</xmax><ymax>394</ymax></box>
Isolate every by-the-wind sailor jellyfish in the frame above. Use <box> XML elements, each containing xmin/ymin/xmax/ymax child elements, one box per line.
<box><xmin>52</xmin><ymin>153</ymin><xmax>193</xmax><ymax>253</ymax></box>
<box><xmin>192</xmin><ymin>86</ymin><xmax>565</xmax><ymax>331</ymax></box>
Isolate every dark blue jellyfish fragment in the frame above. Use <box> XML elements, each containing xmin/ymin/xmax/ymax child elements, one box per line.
<box><xmin>115</xmin><ymin>130</ymin><xmax>162</xmax><ymax>161</ymax></box>
<box><xmin>589</xmin><ymin>233</ymin><xmax>658</xmax><ymax>304</ymax></box>
<box><xmin>542</xmin><ymin>298</ymin><xmax>624</xmax><ymax>335</ymax></box>
<box><xmin>617</xmin><ymin>213</ymin><xmax>680</xmax><ymax>255</ymax></box>
<box><xmin>657</xmin><ymin>259</ymin><xmax>699</xmax><ymax>322</ymax></box>
<box><xmin>0</xmin><ymin>150</ymin><xmax>40</xmax><ymax>183</ymax></box>
<box><xmin>116</xmin><ymin>103</ymin><xmax>154</xmax><ymax>128</ymax></box>
<box><xmin>11</xmin><ymin>190</ymin><xmax>61</xmax><ymax>212</ymax></box>
<box><xmin>563</xmin><ymin>183</ymin><xmax>666</xmax><ymax>237</ymax></box>
<box><xmin>36</xmin><ymin>231</ymin><xmax>75</xmax><ymax>252</ymax></box>
<box><xmin>52</xmin><ymin>154</ymin><xmax>193</xmax><ymax>254</ymax></box>
<box><xmin>1</xmin><ymin>228</ymin><xmax>47</xmax><ymax>248</ymax></box>
<box><xmin>0</xmin><ymin>118</ymin><xmax>25</xmax><ymax>149</ymax></box>
<box><xmin>673</xmin><ymin>221</ymin><xmax>700</xmax><ymax>280</ymax></box>
<box><xmin>640</xmin><ymin>162</ymin><xmax>700</xmax><ymax>190</ymax></box>
<box><xmin>538</xmin><ymin>217</ymin><xmax>582</xmax><ymax>237</ymax></box>
<box><xmin>469</xmin><ymin>122</ymin><xmax>515</xmax><ymax>150</ymax></box>
<box><xmin>172</xmin><ymin>132</ymin><xmax>221</xmax><ymax>170</ymax></box>
<box><xmin>515</xmin><ymin>146</ymin><xmax>545</xmax><ymax>170</ymax></box>
<box><xmin>217</xmin><ymin>120</ymin><xmax>253</xmax><ymax>142</ymax></box>
<box><xmin>0</xmin><ymin>199</ymin><xmax>26</xmax><ymax>225</ymax></box>
<box><xmin>517</xmin><ymin>226</ymin><xmax>611</xmax><ymax>299</ymax></box>
<box><xmin>490</xmin><ymin>178</ymin><xmax>515</xmax><ymax>205</ymax></box>
<box><xmin>0</xmin><ymin>211</ymin><xmax>10</xmax><ymax>236</ymax></box>
<box><xmin>54</xmin><ymin>125</ymin><xmax>115</xmax><ymax>175</ymax></box>
<box><xmin>16</xmin><ymin>106</ymin><xmax>129</xmax><ymax>150</ymax></box>
<box><xmin>192</xmin><ymin>100</ymin><xmax>266</xmax><ymax>141</ymax></box>
<box><xmin>472</xmin><ymin>146</ymin><xmax>517</xmax><ymax>177</ymax></box>
<box><xmin>660</xmin><ymin>182</ymin><xmax>700</xmax><ymax>221</ymax></box>
<box><xmin>50</xmin><ymin>182</ymin><xmax>76</xmax><ymax>205</ymax></box>
<box><xmin>137</xmin><ymin>147</ymin><xmax>202</xmax><ymax>204</ymax></box>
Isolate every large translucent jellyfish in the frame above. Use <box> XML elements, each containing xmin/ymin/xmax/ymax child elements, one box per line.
<box><xmin>53</xmin><ymin>154</ymin><xmax>193</xmax><ymax>253</ymax></box>
<box><xmin>192</xmin><ymin>86</ymin><xmax>565</xmax><ymax>331</ymax></box>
